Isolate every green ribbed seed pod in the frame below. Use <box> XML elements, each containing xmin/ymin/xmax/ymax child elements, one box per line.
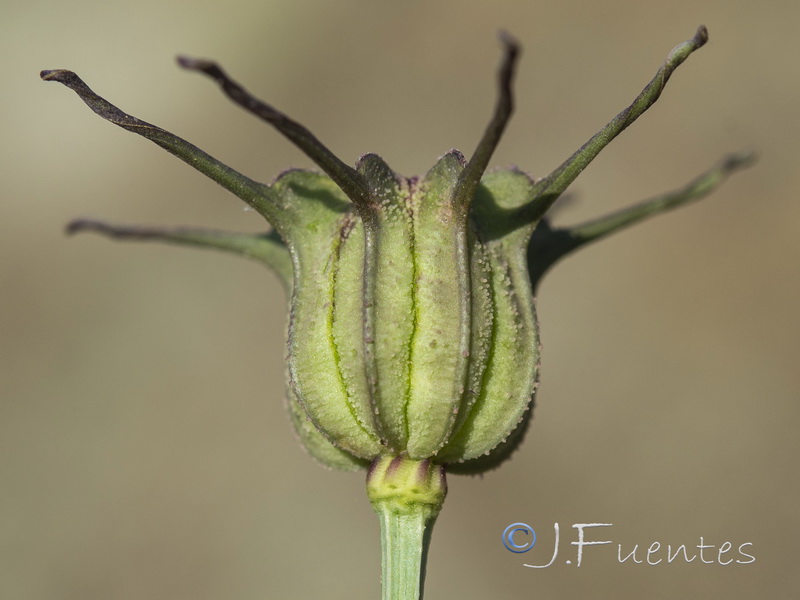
<box><xmin>284</xmin><ymin>151</ymin><xmax>541</xmax><ymax>469</ymax></box>
<box><xmin>42</xmin><ymin>26</ymin><xmax>752</xmax><ymax>478</ymax></box>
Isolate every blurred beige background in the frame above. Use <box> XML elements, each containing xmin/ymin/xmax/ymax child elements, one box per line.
<box><xmin>2</xmin><ymin>0</ymin><xmax>798</xmax><ymax>598</ymax></box>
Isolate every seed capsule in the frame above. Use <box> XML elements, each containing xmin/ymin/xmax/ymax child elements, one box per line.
<box><xmin>44</xmin><ymin>26</ymin><xmax>752</xmax><ymax>474</ymax></box>
<box><xmin>284</xmin><ymin>151</ymin><xmax>541</xmax><ymax>467</ymax></box>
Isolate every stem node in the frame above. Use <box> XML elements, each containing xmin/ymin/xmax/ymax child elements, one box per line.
<box><xmin>367</xmin><ymin>456</ymin><xmax>446</xmax><ymax>600</ymax></box>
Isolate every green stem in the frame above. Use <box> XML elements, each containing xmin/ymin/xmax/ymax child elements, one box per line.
<box><xmin>367</xmin><ymin>456</ymin><xmax>447</xmax><ymax>600</ymax></box>
<box><xmin>376</xmin><ymin>509</ymin><xmax>432</xmax><ymax>600</ymax></box>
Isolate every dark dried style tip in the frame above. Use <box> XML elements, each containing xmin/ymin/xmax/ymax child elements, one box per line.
<box><xmin>176</xmin><ymin>55</ymin><xmax>372</xmax><ymax>214</ymax></box>
<box><xmin>453</xmin><ymin>34</ymin><xmax>520</xmax><ymax>216</ymax></box>
<box><xmin>514</xmin><ymin>25</ymin><xmax>713</xmax><ymax>230</ymax></box>
<box><xmin>691</xmin><ymin>25</ymin><xmax>709</xmax><ymax>48</ymax></box>
<box><xmin>40</xmin><ymin>68</ymin><xmax>281</xmax><ymax>225</ymax></box>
